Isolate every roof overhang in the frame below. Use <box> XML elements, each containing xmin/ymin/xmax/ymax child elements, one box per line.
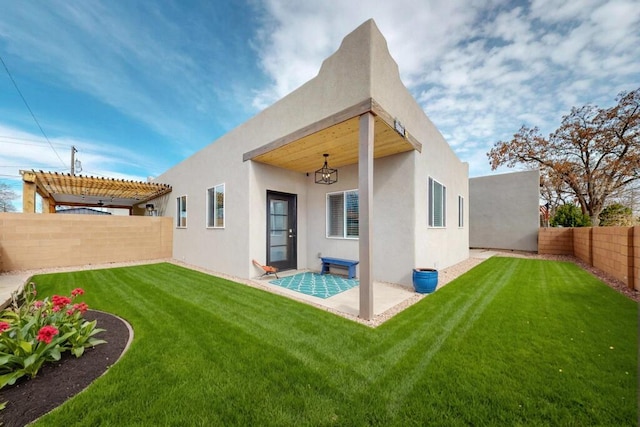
<box><xmin>243</xmin><ymin>98</ymin><xmax>422</xmax><ymax>173</ymax></box>
<box><xmin>20</xmin><ymin>170</ymin><xmax>172</xmax><ymax>210</ymax></box>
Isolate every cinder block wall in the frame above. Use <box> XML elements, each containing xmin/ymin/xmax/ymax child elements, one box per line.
<box><xmin>539</xmin><ymin>226</ymin><xmax>638</xmax><ymax>290</ymax></box>
<box><xmin>0</xmin><ymin>213</ymin><xmax>173</xmax><ymax>272</ymax></box>
<box><xmin>592</xmin><ymin>227</ymin><xmax>634</xmax><ymax>287</ymax></box>
<box><xmin>634</xmin><ymin>227</ymin><xmax>640</xmax><ymax>291</ymax></box>
<box><xmin>538</xmin><ymin>228</ymin><xmax>573</xmax><ymax>255</ymax></box>
<box><xmin>573</xmin><ymin>228</ymin><xmax>592</xmax><ymax>265</ymax></box>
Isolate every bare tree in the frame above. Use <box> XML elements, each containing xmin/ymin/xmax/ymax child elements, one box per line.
<box><xmin>539</xmin><ymin>173</ymin><xmax>573</xmax><ymax>214</ymax></box>
<box><xmin>488</xmin><ymin>88</ymin><xmax>639</xmax><ymax>225</ymax></box>
<box><xmin>0</xmin><ymin>182</ymin><xmax>19</xmax><ymax>212</ymax></box>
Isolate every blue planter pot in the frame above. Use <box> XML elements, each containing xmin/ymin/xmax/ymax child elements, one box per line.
<box><xmin>413</xmin><ymin>268</ymin><xmax>438</xmax><ymax>293</ymax></box>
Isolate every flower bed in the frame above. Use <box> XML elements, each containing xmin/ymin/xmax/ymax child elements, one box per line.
<box><xmin>0</xmin><ymin>283</ymin><xmax>106</xmax><ymax>390</ymax></box>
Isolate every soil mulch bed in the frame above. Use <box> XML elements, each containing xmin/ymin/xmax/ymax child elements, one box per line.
<box><xmin>0</xmin><ymin>310</ymin><xmax>131</xmax><ymax>427</ymax></box>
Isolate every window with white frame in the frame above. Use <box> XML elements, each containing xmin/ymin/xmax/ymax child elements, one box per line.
<box><xmin>176</xmin><ymin>195</ymin><xmax>187</xmax><ymax>228</ymax></box>
<box><xmin>428</xmin><ymin>178</ymin><xmax>446</xmax><ymax>227</ymax></box>
<box><xmin>458</xmin><ymin>195</ymin><xmax>464</xmax><ymax>228</ymax></box>
<box><xmin>327</xmin><ymin>189</ymin><xmax>359</xmax><ymax>238</ymax></box>
<box><xmin>206</xmin><ymin>184</ymin><xmax>225</xmax><ymax>228</ymax></box>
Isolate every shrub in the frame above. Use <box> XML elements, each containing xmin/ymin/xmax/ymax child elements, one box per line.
<box><xmin>599</xmin><ymin>203</ymin><xmax>634</xmax><ymax>226</ymax></box>
<box><xmin>550</xmin><ymin>204</ymin><xmax>591</xmax><ymax>227</ymax></box>
<box><xmin>0</xmin><ymin>283</ymin><xmax>106</xmax><ymax>389</ymax></box>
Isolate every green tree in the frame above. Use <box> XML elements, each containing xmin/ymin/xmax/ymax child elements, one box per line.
<box><xmin>0</xmin><ymin>182</ymin><xmax>19</xmax><ymax>212</ymax></box>
<box><xmin>550</xmin><ymin>204</ymin><xmax>591</xmax><ymax>227</ymax></box>
<box><xmin>488</xmin><ymin>88</ymin><xmax>640</xmax><ymax>226</ymax></box>
<box><xmin>598</xmin><ymin>203</ymin><xmax>634</xmax><ymax>226</ymax></box>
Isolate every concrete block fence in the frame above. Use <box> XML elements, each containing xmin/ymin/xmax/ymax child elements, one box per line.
<box><xmin>539</xmin><ymin>226</ymin><xmax>638</xmax><ymax>290</ymax></box>
<box><xmin>0</xmin><ymin>213</ymin><xmax>173</xmax><ymax>272</ymax></box>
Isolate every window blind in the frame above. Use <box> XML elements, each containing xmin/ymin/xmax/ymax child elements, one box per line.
<box><xmin>327</xmin><ymin>193</ymin><xmax>344</xmax><ymax>237</ymax></box>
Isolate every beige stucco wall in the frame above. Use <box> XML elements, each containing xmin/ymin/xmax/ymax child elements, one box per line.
<box><xmin>0</xmin><ymin>213</ymin><xmax>172</xmax><ymax>272</ymax></box>
<box><xmin>154</xmin><ymin>22</ymin><xmax>378</xmax><ymax>278</ymax></box>
<box><xmin>153</xmin><ymin>19</ymin><xmax>469</xmax><ymax>284</ymax></box>
<box><xmin>469</xmin><ymin>170</ymin><xmax>540</xmax><ymax>252</ymax></box>
<box><xmin>249</xmin><ymin>162</ymin><xmax>309</xmax><ymax>275</ymax></box>
<box><xmin>367</xmin><ymin>19</ymin><xmax>470</xmax><ymax>274</ymax></box>
<box><xmin>414</xmin><ymin>144</ymin><xmax>470</xmax><ymax>272</ymax></box>
<box><xmin>305</xmin><ymin>154</ymin><xmax>418</xmax><ymax>286</ymax></box>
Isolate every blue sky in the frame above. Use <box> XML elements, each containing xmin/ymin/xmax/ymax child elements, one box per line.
<box><xmin>1</xmin><ymin>0</ymin><xmax>639</xmax><ymax>210</ymax></box>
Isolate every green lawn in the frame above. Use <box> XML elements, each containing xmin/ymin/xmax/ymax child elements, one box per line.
<box><xmin>28</xmin><ymin>257</ymin><xmax>637</xmax><ymax>426</ymax></box>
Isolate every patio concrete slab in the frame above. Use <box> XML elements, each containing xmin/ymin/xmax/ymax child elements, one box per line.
<box><xmin>469</xmin><ymin>248</ymin><xmax>499</xmax><ymax>259</ymax></box>
<box><xmin>0</xmin><ymin>272</ymin><xmax>32</xmax><ymax>309</ymax></box>
<box><xmin>259</xmin><ymin>276</ymin><xmax>414</xmax><ymax>318</ymax></box>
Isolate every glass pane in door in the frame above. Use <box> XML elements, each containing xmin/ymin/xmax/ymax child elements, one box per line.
<box><xmin>269</xmin><ymin>200</ymin><xmax>288</xmax><ymax>262</ymax></box>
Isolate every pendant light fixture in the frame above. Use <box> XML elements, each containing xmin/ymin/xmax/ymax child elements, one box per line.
<box><xmin>314</xmin><ymin>153</ymin><xmax>338</xmax><ymax>185</ymax></box>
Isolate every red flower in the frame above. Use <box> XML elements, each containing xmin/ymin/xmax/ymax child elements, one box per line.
<box><xmin>73</xmin><ymin>302</ymin><xmax>89</xmax><ymax>314</ymax></box>
<box><xmin>37</xmin><ymin>325</ymin><xmax>59</xmax><ymax>344</ymax></box>
<box><xmin>52</xmin><ymin>305</ymin><xmax>61</xmax><ymax>312</ymax></box>
<box><xmin>66</xmin><ymin>309</ymin><xmax>75</xmax><ymax>316</ymax></box>
<box><xmin>52</xmin><ymin>295</ymin><xmax>71</xmax><ymax>308</ymax></box>
<box><xmin>34</xmin><ymin>301</ymin><xmax>44</xmax><ymax>309</ymax></box>
<box><xmin>71</xmin><ymin>288</ymin><xmax>85</xmax><ymax>297</ymax></box>
<box><xmin>0</xmin><ymin>322</ymin><xmax>10</xmax><ymax>333</ymax></box>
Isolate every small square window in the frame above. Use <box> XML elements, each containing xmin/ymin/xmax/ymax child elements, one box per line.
<box><xmin>326</xmin><ymin>189</ymin><xmax>358</xmax><ymax>238</ymax></box>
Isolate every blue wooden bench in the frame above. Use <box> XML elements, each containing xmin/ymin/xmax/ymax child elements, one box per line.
<box><xmin>320</xmin><ymin>257</ymin><xmax>359</xmax><ymax>279</ymax></box>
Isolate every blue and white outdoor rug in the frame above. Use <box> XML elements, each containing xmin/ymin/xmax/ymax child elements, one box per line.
<box><xmin>269</xmin><ymin>272</ymin><xmax>359</xmax><ymax>299</ymax></box>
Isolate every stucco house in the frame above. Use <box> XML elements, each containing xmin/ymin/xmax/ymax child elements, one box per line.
<box><xmin>151</xmin><ymin>19</ymin><xmax>469</xmax><ymax>319</ymax></box>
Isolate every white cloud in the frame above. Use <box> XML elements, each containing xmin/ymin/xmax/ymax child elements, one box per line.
<box><xmin>590</xmin><ymin>0</ymin><xmax>640</xmax><ymax>43</ymax></box>
<box><xmin>251</xmin><ymin>0</ymin><xmax>486</xmax><ymax>108</ymax></box>
<box><xmin>1</xmin><ymin>0</ymin><xmax>637</xmax><ymax>186</ymax></box>
<box><xmin>529</xmin><ymin>0</ymin><xmax>600</xmax><ymax>23</ymax></box>
<box><xmin>0</xmin><ymin>123</ymin><xmax>152</xmax><ymax>183</ymax></box>
<box><xmin>248</xmin><ymin>0</ymin><xmax>640</xmax><ymax>177</ymax></box>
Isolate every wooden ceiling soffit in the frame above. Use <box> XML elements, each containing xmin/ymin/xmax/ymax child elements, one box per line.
<box><xmin>243</xmin><ymin>98</ymin><xmax>422</xmax><ymax>173</ymax></box>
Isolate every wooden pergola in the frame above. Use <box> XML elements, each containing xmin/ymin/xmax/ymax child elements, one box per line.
<box><xmin>20</xmin><ymin>170</ymin><xmax>172</xmax><ymax>215</ymax></box>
